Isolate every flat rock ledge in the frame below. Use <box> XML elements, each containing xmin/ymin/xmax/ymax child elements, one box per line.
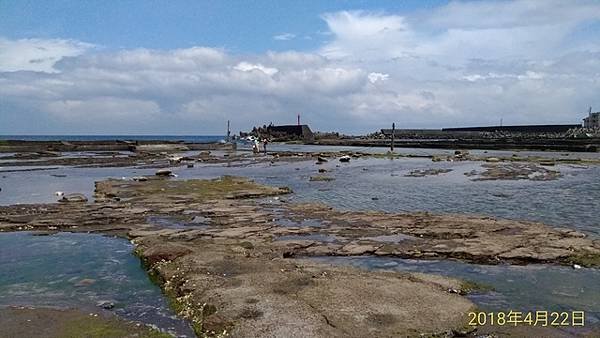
<box><xmin>1</xmin><ymin>176</ymin><xmax>599</xmax><ymax>337</ymax></box>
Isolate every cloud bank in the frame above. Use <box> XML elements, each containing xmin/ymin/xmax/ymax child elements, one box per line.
<box><xmin>1</xmin><ymin>1</ymin><xmax>600</xmax><ymax>134</ymax></box>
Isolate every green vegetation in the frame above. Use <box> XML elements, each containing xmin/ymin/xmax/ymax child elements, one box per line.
<box><xmin>460</xmin><ymin>280</ymin><xmax>495</xmax><ymax>293</ymax></box>
<box><xmin>58</xmin><ymin>314</ymin><xmax>172</xmax><ymax>338</ymax></box>
<box><xmin>96</xmin><ymin>175</ymin><xmax>291</xmax><ymax>202</ymax></box>
<box><xmin>568</xmin><ymin>252</ymin><xmax>600</xmax><ymax>268</ymax></box>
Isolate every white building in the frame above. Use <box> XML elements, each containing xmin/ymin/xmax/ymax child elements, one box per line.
<box><xmin>583</xmin><ymin>111</ymin><xmax>600</xmax><ymax>128</ymax></box>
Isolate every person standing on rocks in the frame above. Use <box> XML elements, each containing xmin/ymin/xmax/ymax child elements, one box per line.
<box><xmin>253</xmin><ymin>139</ymin><xmax>260</xmax><ymax>153</ymax></box>
<box><xmin>262</xmin><ymin>138</ymin><xmax>268</xmax><ymax>154</ymax></box>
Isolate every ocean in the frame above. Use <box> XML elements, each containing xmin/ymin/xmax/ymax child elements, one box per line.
<box><xmin>0</xmin><ymin>135</ymin><xmax>225</xmax><ymax>143</ymax></box>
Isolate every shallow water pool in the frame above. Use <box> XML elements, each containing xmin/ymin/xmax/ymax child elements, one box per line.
<box><xmin>0</xmin><ymin>232</ymin><xmax>194</xmax><ymax>337</ymax></box>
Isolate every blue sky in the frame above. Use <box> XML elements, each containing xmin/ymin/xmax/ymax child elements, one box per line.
<box><xmin>1</xmin><ymin>0</ymin><xmax>445</xmax><ymax>52</ymax></box>
<box><xmin>1</xmin><ymin>1</ymin><xmax>600</xmax><ymax>134</ymax></box>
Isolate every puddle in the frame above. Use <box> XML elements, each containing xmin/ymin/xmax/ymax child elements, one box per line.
<box><xmin>0</xmin><ymin>166</ymin><xmax>156</xmax><ymax>205</ymax></box>
<box><xmin>0</xmin><ymin>232</ymin><xmax>195</xmax><ymax>337</ymax></box>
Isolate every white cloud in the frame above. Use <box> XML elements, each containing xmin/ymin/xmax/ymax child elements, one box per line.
<box><xmin>0</xmin><ymin>38</ymin><xmax>93</xmax><ymax>73</ymax></box>
<box><xmin>368</xmin><ymin>72</ymin><xmax>389</xmax><ymax>83</ymax></box>
<box><xmin>2</xmin><ymin>1</ymin><xmax>600</xmax><ymax>134</ymax></box>
<box><xmin>273</xmin><ymin>33</ymin><xmax>296</xmax><ymax>41</ymax></box>
<box><xmin>233</xmin><ymin>62</ymin><xmax>279</xmax><ymax>76</ymax></box>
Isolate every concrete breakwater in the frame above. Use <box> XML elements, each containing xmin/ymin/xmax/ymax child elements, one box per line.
<box><xmin>309</xmin><ymin>137</ymin><xmax>600</xmax><ymax>152</ymax></box>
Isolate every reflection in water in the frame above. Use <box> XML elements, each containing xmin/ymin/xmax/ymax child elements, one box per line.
<box><xmin>2</xmin><ymin>155</ymin><xmax>599</xmax><ymax>236</ymax></box>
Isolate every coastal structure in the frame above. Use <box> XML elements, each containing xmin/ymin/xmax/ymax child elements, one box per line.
<box><xmin>442</xmin><ymin>124</ymin><xmax>580</xmax><ymax>133</ymax></box>
<box><xmin>380</xmin><ymin>124</ymin><xmax>581</xmax><ymax>137</ymax></box>
<box><xmin>266</xmin><ymin>124</ymin><xmax>314</xmax><ymax>141</ymax></box>
<box><xmin>583</xmin><ymin>111</ymin><xmax>600</xmax><ymax>128</ymax></box>
<box><xmin>243</xmin><ymin>123</ymin><xmax>315</xmax><ymax>141</ymax></box>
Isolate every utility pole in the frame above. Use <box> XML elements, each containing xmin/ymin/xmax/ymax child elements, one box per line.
<box><xmin>297</xmin><ymin>114</ymin><xmax>300</xmax><ymax>126</ymax></box>
<box><xmin>226</xmin><ymin>120</ymin><xmax>231</xmax><ymax>142</ymax></box>
<box><xmin>391</xmin><ymin>122</ymin><xmax>395</xmax><ymax>152</ymax></box>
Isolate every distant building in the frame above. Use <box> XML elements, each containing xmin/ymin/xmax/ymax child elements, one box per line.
<box><xmin>267</xmin><ymin>124</ymin><xmax>314</xmax><ymax>141</ymax></box>
<box><xmin>583</xmin><ymin>112</ymin><xmax>600</xmax><ymax>128</ymax></box>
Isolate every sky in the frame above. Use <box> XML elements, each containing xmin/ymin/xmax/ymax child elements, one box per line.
<box><xmin>1</xmin><ymin>0</ymin><xmax>600</xmax><ymax>135</ymax></box>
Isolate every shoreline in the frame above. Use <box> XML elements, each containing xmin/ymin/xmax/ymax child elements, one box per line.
<box><xmin>1</xmin><ymin>136</ymin><xmax>599</xmax><ymax>153</ymax></box>
<box><xmin>0</xmin><ymin>139</ymin><xmax>234</xmax><ymax>153</ymax></box>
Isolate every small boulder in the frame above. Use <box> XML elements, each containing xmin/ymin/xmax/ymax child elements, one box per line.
<box><xmin>155</xmin><ymin>169</ymin><xmax>173</xmax><ymax>177</ymax></box>
<box><xmin>485</xmin><ymin>157</ymin><xmax>501</xmax><ymax>163</ymax></box>
<box><xmin>454</xmin><ymin>150</ymin><xmax>469</xmax><ymax>159</ymax></box>
<box><xmin>339</xmin><ymin>155</ymin><xmax>351</xmax><ymax>163</ymax></box>
<box><xmin>60</xmin><ymin>193</ymin><xmax>88</xmax><ymax>203</ymax></box>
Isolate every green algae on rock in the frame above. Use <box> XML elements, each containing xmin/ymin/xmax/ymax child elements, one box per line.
<box><xmin>0</xmin><ymin>307</ymin><xmax>173</xmax><ymax>338</ymax></box>
<box><xmin>94</xmin><ymin>175</ymin><xmax>291</xmax><ymax>202</ymax></box>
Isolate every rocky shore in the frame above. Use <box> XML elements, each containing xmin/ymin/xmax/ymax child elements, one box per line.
<box><xmin>309</xmin><ymin>137</ymin><xmax>600</xmax><ymax>152</ymax></box>
<box><xmin>1</xmin><ymin>173</ymin><xmax>599</xmax><ymax>337</ymax></box>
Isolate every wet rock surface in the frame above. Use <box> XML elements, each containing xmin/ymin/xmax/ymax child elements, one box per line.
<box><xmin>405</xmin><ymin>168</ymin><xmax>453</xmax><ymax>177</ymax></box>
<box><xmin>0</xmin><ymin>306</ymin><xmax>171</xmax><ymax>338</ymax></box>
<box><xmin>466</xmin><ymin>162</ymin><xmax>563</xmax><ymax>181</ymax></box>
<box><xmin>280</xmin><ymin>203</ymin><xmax>600</xmax><ymax>267</ymax></box>
<box><xmin>1</xmin><ymin>175</ymin><xmax>599</xmax><ymax>337</ymax></box>
<box><xmin>0</xmin><ymin>176</ymin><xmax>477</xmax><ymax>337</ymax></box>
